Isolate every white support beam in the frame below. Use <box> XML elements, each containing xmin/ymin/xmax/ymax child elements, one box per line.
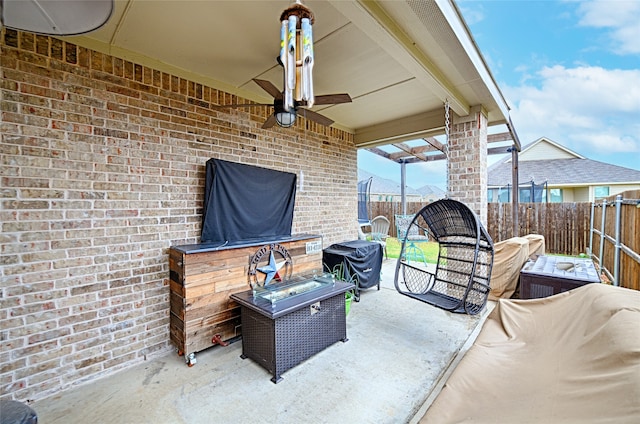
<box><xmin>439</xmin><ymin>0</ymin><xmax>512</xmax><ymax>120</ymax></box>
<box><xmin>354</xmin><ymin>109</ymin><xmax>445</xmax><ymax>147</ymax></box>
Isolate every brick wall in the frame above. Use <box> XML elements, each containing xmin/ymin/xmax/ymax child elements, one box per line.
<box><xmin>448</xmin><ymin>106</ymin><xmax>488</xmax><ymax>225</ymax></box>
<box><xmin>0</xmin><ymin>29</ymin><xmax>357</xmax><ymax>402</ymax></box>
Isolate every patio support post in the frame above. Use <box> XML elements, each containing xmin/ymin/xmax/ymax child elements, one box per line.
<box><xmin>588</xmin><ymin>201</ymin><xmax>595</xmax><ymax>257</ymax></box>
<box><xmin>401</xmin><ymin>160</ymin><xmax>407</xmax><ymax>215</ymax></box>
<box><xmin>598</xmin><ymin>198</ymin><xmax>606</xmax><ymax>269</ymax></box>
<box><xmin>613</xmin><ymin>194</ymin><xmax>622</xmax><ymax>286</ymax></box>
<box><xmin>448</xmin><ymin>105</ymin><xmax>488</xmax><ymax>225</ymax></box>
<box><xmin>510</xmin><ymin>145</ymin><xmax>519</xmax><ymax>237</ymax></box>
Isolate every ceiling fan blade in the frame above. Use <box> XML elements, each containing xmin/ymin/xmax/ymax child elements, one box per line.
<box><xmin>299</xmin><ymin>108</ymin><xmax>334</xmax><ymax>127</ymax></box>
<box><xmin>262</xmin><ymin>114</ymin><xmax>278</xmax><ymax>129</ymax></box>
<box><xmin>313</xmin><ymin>94</ymin><xmax>352</xmax><ymax>105</ymax></box>
<box><xmin>253</xmin><ymin>79</ymin><xmax>283</xmax><ymax>100</ymax></box>
<box><xmin>212</xmin><ymin>103</ymin><xmax>272</xmax><ymax>110</ymax></box>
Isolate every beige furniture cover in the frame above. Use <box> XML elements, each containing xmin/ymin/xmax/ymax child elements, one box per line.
<box><xmin>489</xmin><ymin>234</ymin><xmax>546</xmax><ymax>300</ymax></box>
<box><xmin>489</xmin><ymin>236</ymin><xmax>530</xmax><ymax>300</ymax></box>
<box><xmin>420</xmin><ymin>283</ymin><xmax>640</xmax><ymax>423</ymax></box>
<box><xmin>524</xmin><ymin>233</ymin><xmax>545</xmax><ymax>257</ymax></box>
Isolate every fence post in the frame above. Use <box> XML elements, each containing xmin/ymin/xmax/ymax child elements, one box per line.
<box><xmin>588</xmin><ymin>201</ymin><xmax>595</xmax><ymax>257</ymax></box>
<box><xmin>613</xmin><ymin>195</ymin><xmax>622</xmax><ymax>286</ymax></box>
<box><xmin>598</xmin><ymin>199</ymin><xmax>607</xmax><ymax>269</ymax></box>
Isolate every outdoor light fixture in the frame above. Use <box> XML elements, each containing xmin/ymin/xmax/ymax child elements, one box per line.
<box><xmin>280</xmin><ymin>1</ymin><xmax>315</xmax><ymax>113</ymax></box>
<box><xmin>274</xmin><ymin>102</ymin><xmax>297</xmax><ymax>128</ymax></box>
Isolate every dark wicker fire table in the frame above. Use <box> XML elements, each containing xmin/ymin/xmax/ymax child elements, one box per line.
<box><xmin>231</xmin><ymin>274</ymin><xmax>353</xmax><ymax>383</ymax></box>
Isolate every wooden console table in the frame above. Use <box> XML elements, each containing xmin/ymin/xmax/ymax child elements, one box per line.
<box><xmin>231</xmin><ymin>276</ymin><xmax>353</xmax><ymax>383</ymax></box>
<box><xmin>169</xmin><ymin>234</ymin><xmax>323</xmax><ymax>366</ymax></box>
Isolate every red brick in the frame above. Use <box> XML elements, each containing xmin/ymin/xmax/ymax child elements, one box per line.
<box><xmin>1</xmin><ymin>29</ymin><xmax>356</xmax><ymax>403</ymax></box>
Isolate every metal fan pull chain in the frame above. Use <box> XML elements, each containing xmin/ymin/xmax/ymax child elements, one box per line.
<box><xmin>445</xmin><ymin>99</ymin><xmax>450</xmax><ymax>197</ymax></box>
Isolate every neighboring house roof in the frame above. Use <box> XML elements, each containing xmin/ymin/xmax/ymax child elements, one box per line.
<box><xmin>518</xmin><ymin>137</ymin><xmax>586</xmax><ymax>159</ymax></box>
<box><xmin>488</xmin><ymin>137</ymin><xmax>640</xmax><ymax>187</ymax></box>
<box><xmin>488</xmin><ymin>158</ymin><xmax>640</xmax><ymax>186</ymax></box>
<box><xmin>416</xmin><ymin>184</ymin><xmax>446</xmax><ymax>198</ymax></box>
<box><xmin>358</xmin><ymin>168</ymin><xmax>441</xmax><ymax>198</ymax></box>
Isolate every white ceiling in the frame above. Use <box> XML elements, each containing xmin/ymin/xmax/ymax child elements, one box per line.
<box><xmin>61</xmin><ymin>0</ymin><xmax>518</xmax><ymax>149</ymax></box>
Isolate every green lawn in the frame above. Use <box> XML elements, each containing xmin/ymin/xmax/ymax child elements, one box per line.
<box><xmin>383</xmin><ymin>237</ymin><xmax>439</xmax><ymax>263</ymax></box>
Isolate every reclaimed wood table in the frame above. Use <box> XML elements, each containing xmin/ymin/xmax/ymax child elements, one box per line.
<box><xmin>168</xmin><ymin>234</ymin><xmax>323</xmax><ymax>366</ymax></box>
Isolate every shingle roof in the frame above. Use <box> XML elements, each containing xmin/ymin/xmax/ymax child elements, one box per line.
<box><xmin>488</xmin><ymin>158</ymin><xmax>640</xmax><ymax>187</ymax></box>
<box><xmin>416</xmin><ymin>184</ymin><xmax>446</xmax><ymax>198</ymax></box>
<box><xmin>358</xmin><ymin>168</ymin><xmax>441</xmax><ymax>196</ymax></box>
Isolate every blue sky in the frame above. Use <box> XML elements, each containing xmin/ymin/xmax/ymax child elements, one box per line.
<box><xmin>357</xmin><ymin>0</ymin><xmax>640</xmax><ymax>190</ymax></box>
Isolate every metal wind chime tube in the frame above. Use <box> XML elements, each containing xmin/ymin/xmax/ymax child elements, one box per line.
<box><xmin>301</xmin><ymin>17</ymin><xmax>314</xmax><ymax>106</ymax></box>
<box><xmin>280</xmin><ymin>20</ymin><xmax>290</xmax><ymax>108</ymax></box>
<box><xmin>280</xmin><ymin>1</ymin><xmax>315</xmax><ymax>112</ymax></box>
<box><xmin>286</xmin><ymin>15</ymin><xmax>297</xmax><ymax>107</ymax></box>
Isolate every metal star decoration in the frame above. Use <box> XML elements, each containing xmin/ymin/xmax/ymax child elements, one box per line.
<box><xmin>257</xmin><ymin>251</ymin><xmax>286</xmax><ymax>286</ymax></box>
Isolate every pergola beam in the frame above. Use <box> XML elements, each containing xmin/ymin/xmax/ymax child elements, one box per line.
<box><xmin>367</xmin><ymin>143</ymin><xmax>514</xmax><ymax>164</ymax></box>
<box><xmin>423</xmin><ymin>137</ymin><xmax>446</xmax><ymax>152</ymax></box>
<box><xmin>488</xmin><ymin>132</ymin><xmax>513</xmax><ymax>143</ymax></box>
<box><xmin>365</xmin><ymin>147</ymin><xmax>393</xmax><ymax>160</ymax></box>
<box><xmin>488</xmin><ymin>146</ymin><xmax>513</xmax><ymax>155</ymax></box>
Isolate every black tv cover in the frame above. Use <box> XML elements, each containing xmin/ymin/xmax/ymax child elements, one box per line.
<box><xmin>201</xmin><ymin>159</ymin><xmax>296</xmax><ymax>243</ymax></box>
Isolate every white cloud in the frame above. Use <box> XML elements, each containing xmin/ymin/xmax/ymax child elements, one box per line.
<box><xmin>506</xmin><ymin>65</ymin><xmax>640</xmax><ymax>155</ymax></box>
<box><xmin>576</xmin><ymin>0</ymin><xmax>640</xmax><ymax>54</ymax></box>
<box><xmin>457</xmin><ymin>3</ymin><xmax>485</xmax><ymax>25</ymax></box>
<box><xmin>537</xmin><ymin>66</ymin><xmax>640</xmax><ymax>112</ymax></box>
<box><xmin>577</xmin><ymin>132</ymin><xmax>638</xmax><ymax>152</ymax></box>
<box><xmin>412</xmin><ymin>161</ymin><xmax>447</xmax><ymax>189</ymax></box>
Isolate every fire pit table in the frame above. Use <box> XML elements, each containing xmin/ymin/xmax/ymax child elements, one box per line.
<box><xmin>231</xmin><ymin>273</ymin><xmax>354</xmax><ymax>383</ymax></box>
<box><xmin>520</xmin><ymin>255</ymin><xmax>601</xmax><ymax>299</ymax></box>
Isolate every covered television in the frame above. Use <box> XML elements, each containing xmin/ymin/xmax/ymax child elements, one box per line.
<box><xmin>201</xmin><ymin>159</ymin><xmax>297</xmax><ymax>244</ymax></box>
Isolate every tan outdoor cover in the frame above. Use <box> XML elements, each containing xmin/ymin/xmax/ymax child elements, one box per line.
<box><xmin>420</xmin><ymin>284</ymin><xmax>640</xmax><ymax>423</ymax></box>
<box><xmin>524</xmin><ymin>233</ymin><xmax>545</xmax><ymax>258</ymax></box>
<box><xmin>489</xmin><ymin>236</ymin><xmax>529</xmax><ymax>300</ymax></box>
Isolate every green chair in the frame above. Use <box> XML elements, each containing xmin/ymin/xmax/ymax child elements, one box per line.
<box><xmin>395</xmin><ymin>214</ymin><xmax>428</xmax><ymax>265</ymax></box>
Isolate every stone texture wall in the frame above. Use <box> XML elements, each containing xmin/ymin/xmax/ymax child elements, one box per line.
<box><xmin>448</xmin><ymin>106</ymin><xmax>488</xmax><ymax>225</ymax></box>
<box><xmin>0</xmin><ymin>29</ymin><xmax>357</xmax><ymax>402</ymax></box>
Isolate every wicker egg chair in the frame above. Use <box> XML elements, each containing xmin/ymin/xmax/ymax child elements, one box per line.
<box><xmin>394</xmin><ymin>199</ymin><xmax>494</xmax><ymax>315</ymax></box>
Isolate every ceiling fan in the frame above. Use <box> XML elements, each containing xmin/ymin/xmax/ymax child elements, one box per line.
<box><xmin>215</xmin><ymin>78</ymin><xmax>352</xmax><ymax>129</ymax></box>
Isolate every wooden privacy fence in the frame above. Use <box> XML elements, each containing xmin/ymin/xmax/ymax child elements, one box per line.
<box><xmin>369</xmin><ymin>194</ymin><xmax>640</xmax><ymax>291</ymax></box>
<box><xmin>372</xmin><ymin>201</ymin><xmax>593</xmax><ymax>253</ymax></box>
<box><xmin>487</xmin><ymin>202</ymin><xmax>591</xmax><ymax>256</ymax></box>
<box><xmin>370</xmin><ymin>197</ymin><xmax>639</xmax><ymax>290</ymax></box>
<box><xmin>369</xmin><ymin>201</ymin><xmax>426</xmax><ymax>238</ymax></box>
<box><xmin>589</xmin><ymin>191</ymin><xmax>640</xmax><ymax>290</ymax></box>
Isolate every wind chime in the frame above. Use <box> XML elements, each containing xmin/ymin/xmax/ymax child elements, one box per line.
<box><xmin>279</xmin><ymin>1</ymin><xmax>315</xmax><ymax>114</ymax></box>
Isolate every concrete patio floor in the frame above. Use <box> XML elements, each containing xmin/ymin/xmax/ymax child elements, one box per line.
<box><xmin>31</xmin><ymin>259</ymin><xmax>493</xmax><ymax>424</ymax></box>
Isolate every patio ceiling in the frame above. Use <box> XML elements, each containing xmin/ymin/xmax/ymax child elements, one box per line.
<box><xmin>62</xmin><ymin>0</ymin><xmax>520</xmax><ymax>158</ymax></box>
